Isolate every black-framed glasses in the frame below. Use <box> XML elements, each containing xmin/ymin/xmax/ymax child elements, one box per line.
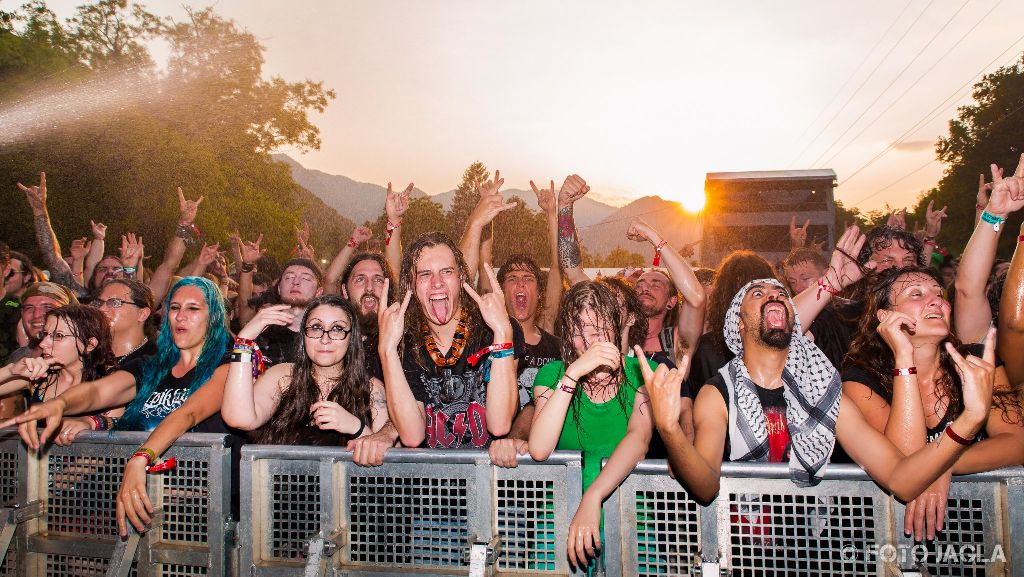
<box><xmin>303</xmin><ymin>324</ymin><xmax>351</xmax><ymax>340</ymax></box>
<box><xmin>93</xmin><ymin>297</ymin><xmax>144</xmax><ymax>309</ymax></box>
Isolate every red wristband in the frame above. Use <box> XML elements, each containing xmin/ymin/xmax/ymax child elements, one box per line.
<box><xmin>347</xmin><ymin>237</ymin><xmax>359</xmax><ymax>248</ymax></box>
<box><xmin>891</xmin><ymin>367</ymin><xmax>917</xmax><ymax>377</ymax></box>
<box><xmin>652</xmin><ymin>240</ymin><xmax>668</xmax><ymax>266</ymax></box>
<box><xmin>944</xmin><ymin>423</ymin><xmax>975</xmax><ymax>446</ymax></box>
<box><xmin>815</xmin><ymin>278</ymin><xmax>841</xmax><ymax>301</ymax></box>
<box><xmin>146</xmin><ymin>457</ymin><xmax>177</xmax><ymax>473</ymax></box>
<box><xmin>1018</xmin><ymin>235</ymin><xmax>1023</xmax><ymax>243</ymax></box>
<box><xmin>467</xmin><ymin>342</ymin><xmax>514</xmax><ymax>366</ymax></box>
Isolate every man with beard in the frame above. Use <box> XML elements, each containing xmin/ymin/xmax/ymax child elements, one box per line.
<box><xmin>243</xmin><ymin>258</ymin><xmax>324</xmax><ymax>366</ymax></box>
<box><xmin>340</xmin><ymin>253</ymin><xmax>393</xmax><ymax>379</ymax></box>
<box><xmin>378</xmin><ymin>232</ymin><xmax>523</xmax><ymax>449</ymax></box>
<box><xmin>643</xmin><ymin>278</ymin><xmax>995</xmax><ymax>509</ymax></box>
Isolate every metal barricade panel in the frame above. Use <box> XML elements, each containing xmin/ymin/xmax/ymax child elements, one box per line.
<box><xmin>157</xmin><ymin>457</ymin><xmax>210</xmax><ymax>545</ymax></box>
<box><xmin>46</xmin><ymin>453</ymin><xmax>125</xmax><ymax>538</ymax></box>
<box><xmin>266</xmin><ymin>458</ymin><xmax>321</xmax><ymax>561</ymax></box>
<box><xmin>0</xmin><ymin>434</ymin><xmax>23</xmax><ymax>577</ymax></box>
<box><xmin>346</xmin><ymin>462</ymin><xmax>474</xmax><ymax>568</ymax></box>
<box><xmin>494</xmin><ymin>465</ymin><xmax>572</xmax><ymax>574</ymax></box>
<box><xmin>616</xmin><ymin>474</ymin><xmax>701</xmax><ymax>577</ymax></box>
<box><xmin>719</xmin><ymin>477</ymin><xmax>887</xmax><ymax>577</ymax></box>
<box><xmin>44</xmin><ymin>552</ymin><xmax>137</xmax><ymax>577</ymax></box>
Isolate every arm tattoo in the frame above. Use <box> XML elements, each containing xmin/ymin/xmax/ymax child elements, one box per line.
<box><xmin>370</xmin><ymin>385</ymin><xmax>387</xmax><ymax>421</ymax></box>
<box><xmin>34</xmin><ymin>214</ymin><xmax>81</xmax><ymax>291</ymax></box>
<box><xmin>557</xmin><ymin>206</ymin><xmax>581</xmax><ymax>269</ymax></box>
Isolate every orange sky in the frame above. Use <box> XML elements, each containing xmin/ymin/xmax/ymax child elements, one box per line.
<box><xmin>52</xmin><ymin>1</ymin><xmax>1024</xmax><ymax>212</ymax></box>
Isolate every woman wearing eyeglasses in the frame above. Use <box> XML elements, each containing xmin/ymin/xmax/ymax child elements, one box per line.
<box><xmin>221</xmin><ymin>295</ymin><xmax>389</xmax><ymax>447</ymax></box>
<box><xmin>93</xmin><ymin>279</ymin><xmax>157</xmax><ymax>366</ymax></box>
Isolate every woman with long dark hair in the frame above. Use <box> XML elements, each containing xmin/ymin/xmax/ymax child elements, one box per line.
<box><xmin>529</xmin><ymin>281</ymin><xmax>653</xmax><ymax>570</ymax></box>
<box><xmin>221</xmin><ymin>295</ymin><xmax>388</xmax><ymax>445</ymax></box>
<box><xmin>2</xmin><ymin>276</ymin><xmax>234</xmax><ymax>536</ymax></box>
<box><xmin>843</xmin><ymin>265</ymin><xmax>1024</xmax><ymax>540</ymax></box>
<box><xmin>0</xmin><ymin>304</ymin><xmax>116</xmax><ymax>443</ymax></box>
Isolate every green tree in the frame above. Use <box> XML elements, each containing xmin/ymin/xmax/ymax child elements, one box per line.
<box><xmin>917</xmin><ymin>54</ymin><xmax>1024</xmax><ymax>258</ymax></box>
<box><xmin>492</xmin><ymin>195</ymin><xmax>551</xmax><ymax>268</ymax></box>
<box><xmin>599</xmin><ymin>247</ymin><xmax>646</xmax><ymax>268</ymax></box>
<box><xmin>367</xmin><ymin>195</ymin><xmax>447</xmax><ymax>249</ymax></box>
<box><xmin>446</xmin><ymin>161</ymin><xmax>488</xmax><ymax>238</ymax></box>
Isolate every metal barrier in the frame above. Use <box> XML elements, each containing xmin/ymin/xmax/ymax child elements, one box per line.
<box><xmin>604</xmin><ymin>461</ymin><xmax>1024</xmax><ymax>577</ymax></box>
<box><xmin>0</xmin><ymin>430</ymin><xmax>235</xmax><ymax>577</ymax></box>
<box><xmin>239</xmin><ymin>445</ymin><xmax>584</xmax><ymax>576</ymax></box>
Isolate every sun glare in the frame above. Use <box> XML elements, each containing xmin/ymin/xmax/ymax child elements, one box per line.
<box><xmin>679</xmin><ymin>191</ymin><xmax>706</xmax><ymax>213</ymax></box>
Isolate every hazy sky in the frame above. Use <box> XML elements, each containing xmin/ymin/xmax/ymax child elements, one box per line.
<box><xmin>52</xmin><ymin>1</ymin><xmax>1024</xmax><ymax>211</ymax></box>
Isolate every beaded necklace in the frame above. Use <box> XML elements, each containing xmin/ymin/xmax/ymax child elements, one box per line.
<box><xmin>423</xmin><ymin>310</ymin><xmax>470</xmax><ymax>367</ymax></box>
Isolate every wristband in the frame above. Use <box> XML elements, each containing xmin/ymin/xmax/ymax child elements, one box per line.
<box><xmin>90</xmin><ymin>415</ymin><xmax>105</xmax><ymax>431</ymax></box>
<box><xmin>815</xmin><ymin>278</ymin><xmax>841</xmax><ymax>301</ymax></box>
<box><xmin>386</xmin><ymin>220</ymin><xmax>401</xmax><ymax>246</ymax></box>
<box><xmin>467</xmin><ymin>342</ymin><xmax>514</xmax><ymax>366</ymax></box>
<box><xmin>352</xmin><ymin>419</ymin><xmax>366</xmax><ymax>438</ymax></box>
<box><xmin>231</xmin><ymin>351</ymin><xmax>253</xmax><ymax>363</ymax></box>
<box><xmin>980</xmin><ymin>210</ymin><xmax>1007</xmax><ymax>232</ymax></box>
<box><xmin>132</xmin><ymin>447</ymin><xmax>156</xmax><ymax>466</ymax></box>
<box><xmin>1019</xmin><ymin>235</ymin><xmax>1024</xmax><ymax>243</ymax></box>
<box><xmin>347</xmin><ymin>237</ymin><xmax>359</xmax><ymax>248</ymax></box>
<box><xmin>122</xmin><ymin>266</ymin><xmax>137</xmax><ymax>275</ymax></box>
<box><xmin>240</xmin><ymin>262</ymin><xmax>256</xmax><ymax>273</ymax></box>
<box><xmin>558</xmin><ymin>379</ymin><xmax>577</xmax><ymax>394</ymax></box>
<box><xmin>652</xmin><ymin>240</ymin><xmax>668</xmax><ymax>267</ymax></box>
<box><xmin>234</xmin><ymin>337</ymin><xmax>266</xmax><ymax>377</ymax></box>
<box><xmin>891</xmin><ymin>367</ymin><xmax>917</xmax><ymax>377</ymax></box>
<box><xmin>944</xmin><ymin>422</ymin><xmax>976</xmax><ymax>446</ymax></box>
<box><xmin>146</xmin><ymin>457</ymin><xmax>177</xmax><ymax>473</ymax></box>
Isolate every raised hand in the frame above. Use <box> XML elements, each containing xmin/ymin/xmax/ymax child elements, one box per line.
<box><xmin>626</xmin><ymin>217</ymin><xmax>662</xmax><ymax>246</ymax></box>
<box><xmin>69</xmin><ymin>237</ymin><xmax>91</xmax><ymax>260</ymax></box>
<box><xmin>822</xmin><ymin>224</ymin><xmax>869</xmax><ymax>291</ymax></box>
<box><xmin>530</xmin><ymin>179</ymin><xmax>557</xmax><ymax>214</ymax></box>
<box><xmin>636</xmin><ymin>345</ymin><xmax>688</xmax><ymax>434</ymax></box>
<box><xmin>875</xmin><ymin>309</ymin><xmax>917</xmax><ymax>358</ymax></box>
<box><xmin>565</xmin><ymin>341</ymin><xmax>621</xmax><ymax>381</ymax></box>
<box><xmin>350</xmin><ymin>225</ymin><xmax>373</xmax><ymax>246</ymax></box>
<box><xmin>386</xmin><ymin>182</ymin><xmax>413</xmax><ymax>222</ymax></box>
<box><xmin>197</xmin><ymin>242</ymin><xmax>220</xmax><ymax>267</ymax></box>
<box><xmin>789</xmin><ymin>216</ymin><xmax>809</xmax><ymax>248</ymax></box>
<box><xmin>977</xmin><ymin>173</ymin><xmax>991</xmax><ymax>211</ymax></box>
<box><xmin>241</xmin><ymin>234</ymin><xmax>265</xmax><ymax>264</ymax></box>
<box><xmin>295</xmin><ymin>238</ymin><xmax>315</xmax><ymax>260</ymax></box>
<box><xmin>238</xmin><ymin>304</ymin><xmax>295</xmax><ymax>340</ymax></box>
<box><xmin>16</xmin><ymin>172</ymin><xmax>47</xmax><ymax>215</ymax></box>
<box><xmin>469</xmin><ymin>173</ymin><xmax>517</xmax><ymax>228</ymax></box>
<box><xmin>176</xmin><ymin>187</ymin><xmax>203</xmax><ymax>225</ymax></box>
<box><xmin>478</xmin><ymin>169</ymin><xmax>504</xmax><ymax>198</ymax></box>
<box><xmin>678</xmin><ymin>239</ymin><xmax>702</xmax><ymax>260</ymax></box>
<box><xmin>462</xmin><ymin>263</ymin><xmax>513</xmax><ymax>338</ymax></box>
<box><xmin>986</xmin><ymin>156</ymin><xmax>1024</xmax><ymax>217</ymax></box>
<box><xmin>557</xmin><ymin>174</ymin><xmax>590</xmax><ymax>208</ymax></box>
<box><xmin>924</xmin><ymin>200</ymin><xmax>948</xmax><ymax>239</ymax></box>
<box><xmin>120</xmin><ymin>233</ymin><xmax>144</xmax><ymax>268</ymax></box>
<box><xmin>810</xmin><ymin>237</ymin><xmax>827</xmax><ymax>252</ymax></box>
<box><xmin>295</xmin><ymin>221</ymin><xmax>311</xmax><ymax>246</ymax></box>
<box><xmin>887</xmin><ymin>208</ymin><xmax>907</xmax><ymax>230</ymax></box>
<box><xmin>90</xmin><ymin>220</ymin><xmax>107</xmax><ymax>240</ymax></box>
<box><xmin>948</xmin><ymin>327</ymin><xmax>996</xmax><ymax>426</ymax></box>
<box><xmin>377</xmin><ymin>278</ymin><xmax>412</xmax><ymax>352</ymax></box>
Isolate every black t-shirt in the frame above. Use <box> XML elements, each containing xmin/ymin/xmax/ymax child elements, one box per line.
<box><xmin>684</xmin><ymin>334</ymin><xmax>733</xmax><ymax>400</ymax></box>
<box><xmin>256</xmin><ymin>324</ymin><xmax>300</xmax><ymax>367</ymax></box>
<box><xmin>0</xmin><ymin>296</ymin><xmax>20</xmax><ymax>365</ymax></box>
<box><xmin>807</xmin><ymin>305</ymin><xmax>853</xmax><ymax>370</ymax></box>
<box><xmin>402</xmin><ymin>319</ymin><xmax>526</xmax><ymax>449</ymax></box>
<box><xmin>703</xmin><ymin>371</ymin><xmax>791</xmax><ymax>462</ymax></box>
<box><xmin>516</xmin><ymin>329</ymin><xmax>561</xmax><ymax>408</ymax></box>
<box><xmin>118</xmin><ymin>352</ymin><xmax>232</xmax><ymax>433</ymax></box>
<box><xmin>117</xmin><ymin>340</ymin><xmax>157</xmax><ymax>367</ymax></box>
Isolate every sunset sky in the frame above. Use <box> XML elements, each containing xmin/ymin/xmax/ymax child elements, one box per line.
<box><xmin>52</xmin><ymin>0</ymin><xmax>1024</xmax><ymax>212</ymax></box>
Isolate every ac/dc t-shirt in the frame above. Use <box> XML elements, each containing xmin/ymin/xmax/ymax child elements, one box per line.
<box><xmin>402</xmin><ymin>320</ymin><xmax>525</xmax><ymax>449</ymax></box>
<box><xmin>516</xmin><ymin>329</ymin><xmax>561</xmax><ymax>408</ymax></box>
<box><xmin>703</xmin><ymin>372</ymin><xmax>791</xmax><ymax>463</ymax></box>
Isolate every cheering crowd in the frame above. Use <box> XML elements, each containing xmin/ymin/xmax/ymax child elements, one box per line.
<box><xmin>1</xmin><ymin>158</ymin><xmax>1024</xmax><ymax>569</ymax></box>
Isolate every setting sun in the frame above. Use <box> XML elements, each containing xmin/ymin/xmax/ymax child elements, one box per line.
<box><xmin>679</xmin><ymin>191</ymin><xmax>706</xmax><ymax>213</ymax></box>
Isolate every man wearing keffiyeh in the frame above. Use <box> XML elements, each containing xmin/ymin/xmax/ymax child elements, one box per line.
<box><xmin>640</xmin><ymin>278</ymin><xmax>998</xmax><ymax>505</ymax></box>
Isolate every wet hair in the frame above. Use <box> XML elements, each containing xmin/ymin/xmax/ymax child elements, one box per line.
<box><xmin>498</xmin><ymin>254</ymin><xmax>546</xmax><ymax>314</ymax></box>
<box><xmin>783</xmin><ymin>247</ymin><xmax>828</xmax><ymax>272</ymax></box>
<box><xmin>554</xmin><ymin>281</ymin><xmax>631</xmax><ymax>435</ymax></box>
<box><xmin>694</xmin><ymin>267</ymin><xmax>716</xmax><ymax>287</ymax></box>
<box><xmin>640</xmin><ymin>268</ymin><xmax>681</xmax><ymax>329</ymax></box>
<box><xmin>41</xmin><ymin>304</ymin><xmax>115</xmax><ymax>382</ymax></box>
<box><xmin>597</xmin><ymin>276</ymin><xmax>647</xmax><ymax>350</ymax></box>
<box><xmin>706</xmin><ymin>251</ymin><xmax>776</xmax><ymax>356</ymax></box>
<box><xmin>858</xmin><ymin>226</ymin><xmax>924</xmax><ymax>266</ymax></box>
<box><xmin>398</xmin><ymin>232</ymin><xmax>481</xmax><ymax>366</ymax></box>
<box><xmin>844</xmin><ymin>266</ymin><xmax>1022</xmax><ymax>426</ymax></box>
<box><xmin>99</xmin><ymin>278</ymin><xmax>157</xmax><ymax>339</ymax></box>
<box><xmin>340</xmin><ymin>252</ymin><xmax>395</xmax><ymax>300</ymax></box>
<box><xmin>117</xmin><ymin>277</ymin><xmax>231</xmax><ymax>431</ymax></box>
<box><xmin>252</xmin><ymin>295</ymin><xmax>372</xmax><ymax>445</ymax></box>
<box><xmin>988</xmin><ymin>270</ymin><xmax>1007</xmax><ymax>327</ymax></box>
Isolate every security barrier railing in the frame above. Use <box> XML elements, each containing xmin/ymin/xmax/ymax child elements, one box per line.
<box><xmin>3</xmin><ymin>430</ymin><xmax>1023</xmax><ymax>577</ymax></box>
<box><xmin>0</xmin><ymin>430</ymin><xmax>235</xmax><ymax>577</ymax></box>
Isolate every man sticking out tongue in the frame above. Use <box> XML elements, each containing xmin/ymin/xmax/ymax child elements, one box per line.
<box><xmin>378</xmin><ymin>232</ymin><xmax>523</xmax><ymax>450</ymax></box>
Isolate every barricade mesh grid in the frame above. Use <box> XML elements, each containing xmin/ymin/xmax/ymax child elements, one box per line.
<box><xmin>1</xmin><ymin>544</ymin><xmax>16</xmax><ymax>577</ymax></box>
<box><xmin>0</xmin><ymin>449</ymin><xmax>17</xmax><ymax>505</ymax></box>
<box><xmin>45</xmin><ymin>554</ymin><xmax>137</xmax><ymax>577</ymax></box>
<box><xmin>159</xmin><ymin>563</ymin><xmax>209</xmax><ymax>576</ymax></box>
<box><xmin>496</xmin><ymin>478</ymin><xmax>557</xmax><ymax>571</ymax></box>
<box><xmin>47</xmin><ymin>455</ymin><xmax>124</xmax><ymax>537</ymax></box>
<box><xmin>270</xmin><ymin>473</ymin><xmax>320</xmax><ymax>559</ymax></box>
<box><xmin>916</xmin><ymin>497</ymin><xmax>988</xmax><ymax>577</ymax></box>
<box><xmin>634</xmin><ymin>489</ymin><xmax>700</xmax><ymax>576</ymax></box>
<box><xmin>349</xmin><ymin>475</ymin><xmax>469</xmax><ymax>567</ymax></box>
<box><xmin>726</xmin><ymin>492</ymin><xmax>875</xmax><ymax>576</ymax></box>
<box><xmin>159</xmin><ymin>459</ymin><xmax>209</xmax><ymax>544</ymax></box>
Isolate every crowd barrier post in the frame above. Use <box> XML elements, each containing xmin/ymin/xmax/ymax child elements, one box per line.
<box><xmin>2</xmin><ymin>430</ymin><xmax>235</xmax><ymax>577</ymax></box>
<box><xmin>240</xmin><ymin>445</ymin><xmax>585</xmax><ymax>577</ymax></box>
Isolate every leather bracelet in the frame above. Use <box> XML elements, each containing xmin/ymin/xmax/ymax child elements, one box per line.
<box><xmin>944</xmin><ymin>422</ymin><xmax>976</xmax><ymax>446</ymax></box>
<box><xmin>240</xmin><ymin>262</ymin><xmax>256</xmax><ymax>273</ymax></box>
<box><xmin>352</xmin><ymin>419</ymin><xmax>366</xmax><ymax>438</ymax></box>
<box><xmin>891</xmin><ymin>367</ymin><xmax>917</xmax><ymax>377</ymax></box>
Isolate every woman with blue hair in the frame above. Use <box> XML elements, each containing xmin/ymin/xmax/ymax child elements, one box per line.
<box><xmin>2</xmin><ymin>277</ymin><xmax>234</xmax><ymax>536</ymax></box>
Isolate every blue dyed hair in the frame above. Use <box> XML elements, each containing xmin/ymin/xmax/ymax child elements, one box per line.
<box><xmin>117</xmin><ymin>277</ymin><xmax>231</xmax><ymax>431</ymax></box>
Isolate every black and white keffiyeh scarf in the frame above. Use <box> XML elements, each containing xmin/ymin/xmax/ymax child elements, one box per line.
<box><xmin>719</xmin><ymin>278</ymin><xmax>841</xmax><ymax>487</ymax></box>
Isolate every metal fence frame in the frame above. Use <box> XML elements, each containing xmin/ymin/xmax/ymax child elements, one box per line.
<box><xmin>0</xmin><ymin>430</ymin><xmax>234</xmax><ymax>577</ymax></box>
<box><xmin>239</xmin><ymin>445</ymin><xmax>585</xmax><ymax>577</ymax></box>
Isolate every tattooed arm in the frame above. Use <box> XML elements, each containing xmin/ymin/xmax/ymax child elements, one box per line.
<box><xmin>556</xmin><ymin>175</ymin><xmax>591</xmax><ymax>286</ymax></box>
<box><xmin>347</xmin><ymin>378</ymin><xmax>400</xmax><ymax>466</ymax></box>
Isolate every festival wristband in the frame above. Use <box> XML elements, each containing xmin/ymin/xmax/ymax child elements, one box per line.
<box><xmin>652</xmin><ymin>240</ymin><xmax>668</xmax><ymax>266</ymax></box>
<box><xmin>90</xmin><ymin>415</ymin><xmax>105</xmax><ymax>431</ymax></box>
<box><xmin>467</xmin><ymin>342</ymin><xmax>514</xmax><ymax>366</ymax></box>
<box><xmin>231</xmin><ymin>351</ymin><xmax>253</xmax><ymax>363</ymax></box>
<box><xmin>1019</xmin><ymin>235</ymin><xmax>1024</xmax><ymax>243</ymax></box>
<box><xmin>944</xmin><ymin>422</ymin><xmax>976</xmax><ymax>446</ymax></box>
<box><xmin>891</xmin><ymin>367</ymin><xmax>917</xmax><ymax>377</ymax></box>
<box><xmin>234</xmin><ymin>337</ymin><xmax>266</xmax><ymax>377</ymax></box>
<box><xmin>132</xmin><ymin>447</ymin><xmax>156</xmax><ymax>466</ymax></box>
<box><xmin>122</xmin><ymin>266</ymin><xmax>137</xmax><ymax>275</ymax></box>
<box><xmin>816</xmin><ymin>278</ymin><xmax>840</xmax><ymax>301</ymax></box>
<box><xmin>558</xmin><ymin>379</ymin><xmax>577</xmax><ymax>394</ymax></box>
<box><xmin>385</xmin><ymin>220</ymin><xmax>401</xmax><ymax>246</ymax></box>
<box><xmin>980</xmin><ymin>210</ymin><xmax>1007</xmax><ymax>232</ymax></box>
<box><xmin>146</xmin><ymin>457</ymin><xmax>177</xmax><ymax>473</ymax></box>
<box><xmin>347</xmin><ymin>237</ymin><xmax>359</xmax><ymax>248</ymax></box>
